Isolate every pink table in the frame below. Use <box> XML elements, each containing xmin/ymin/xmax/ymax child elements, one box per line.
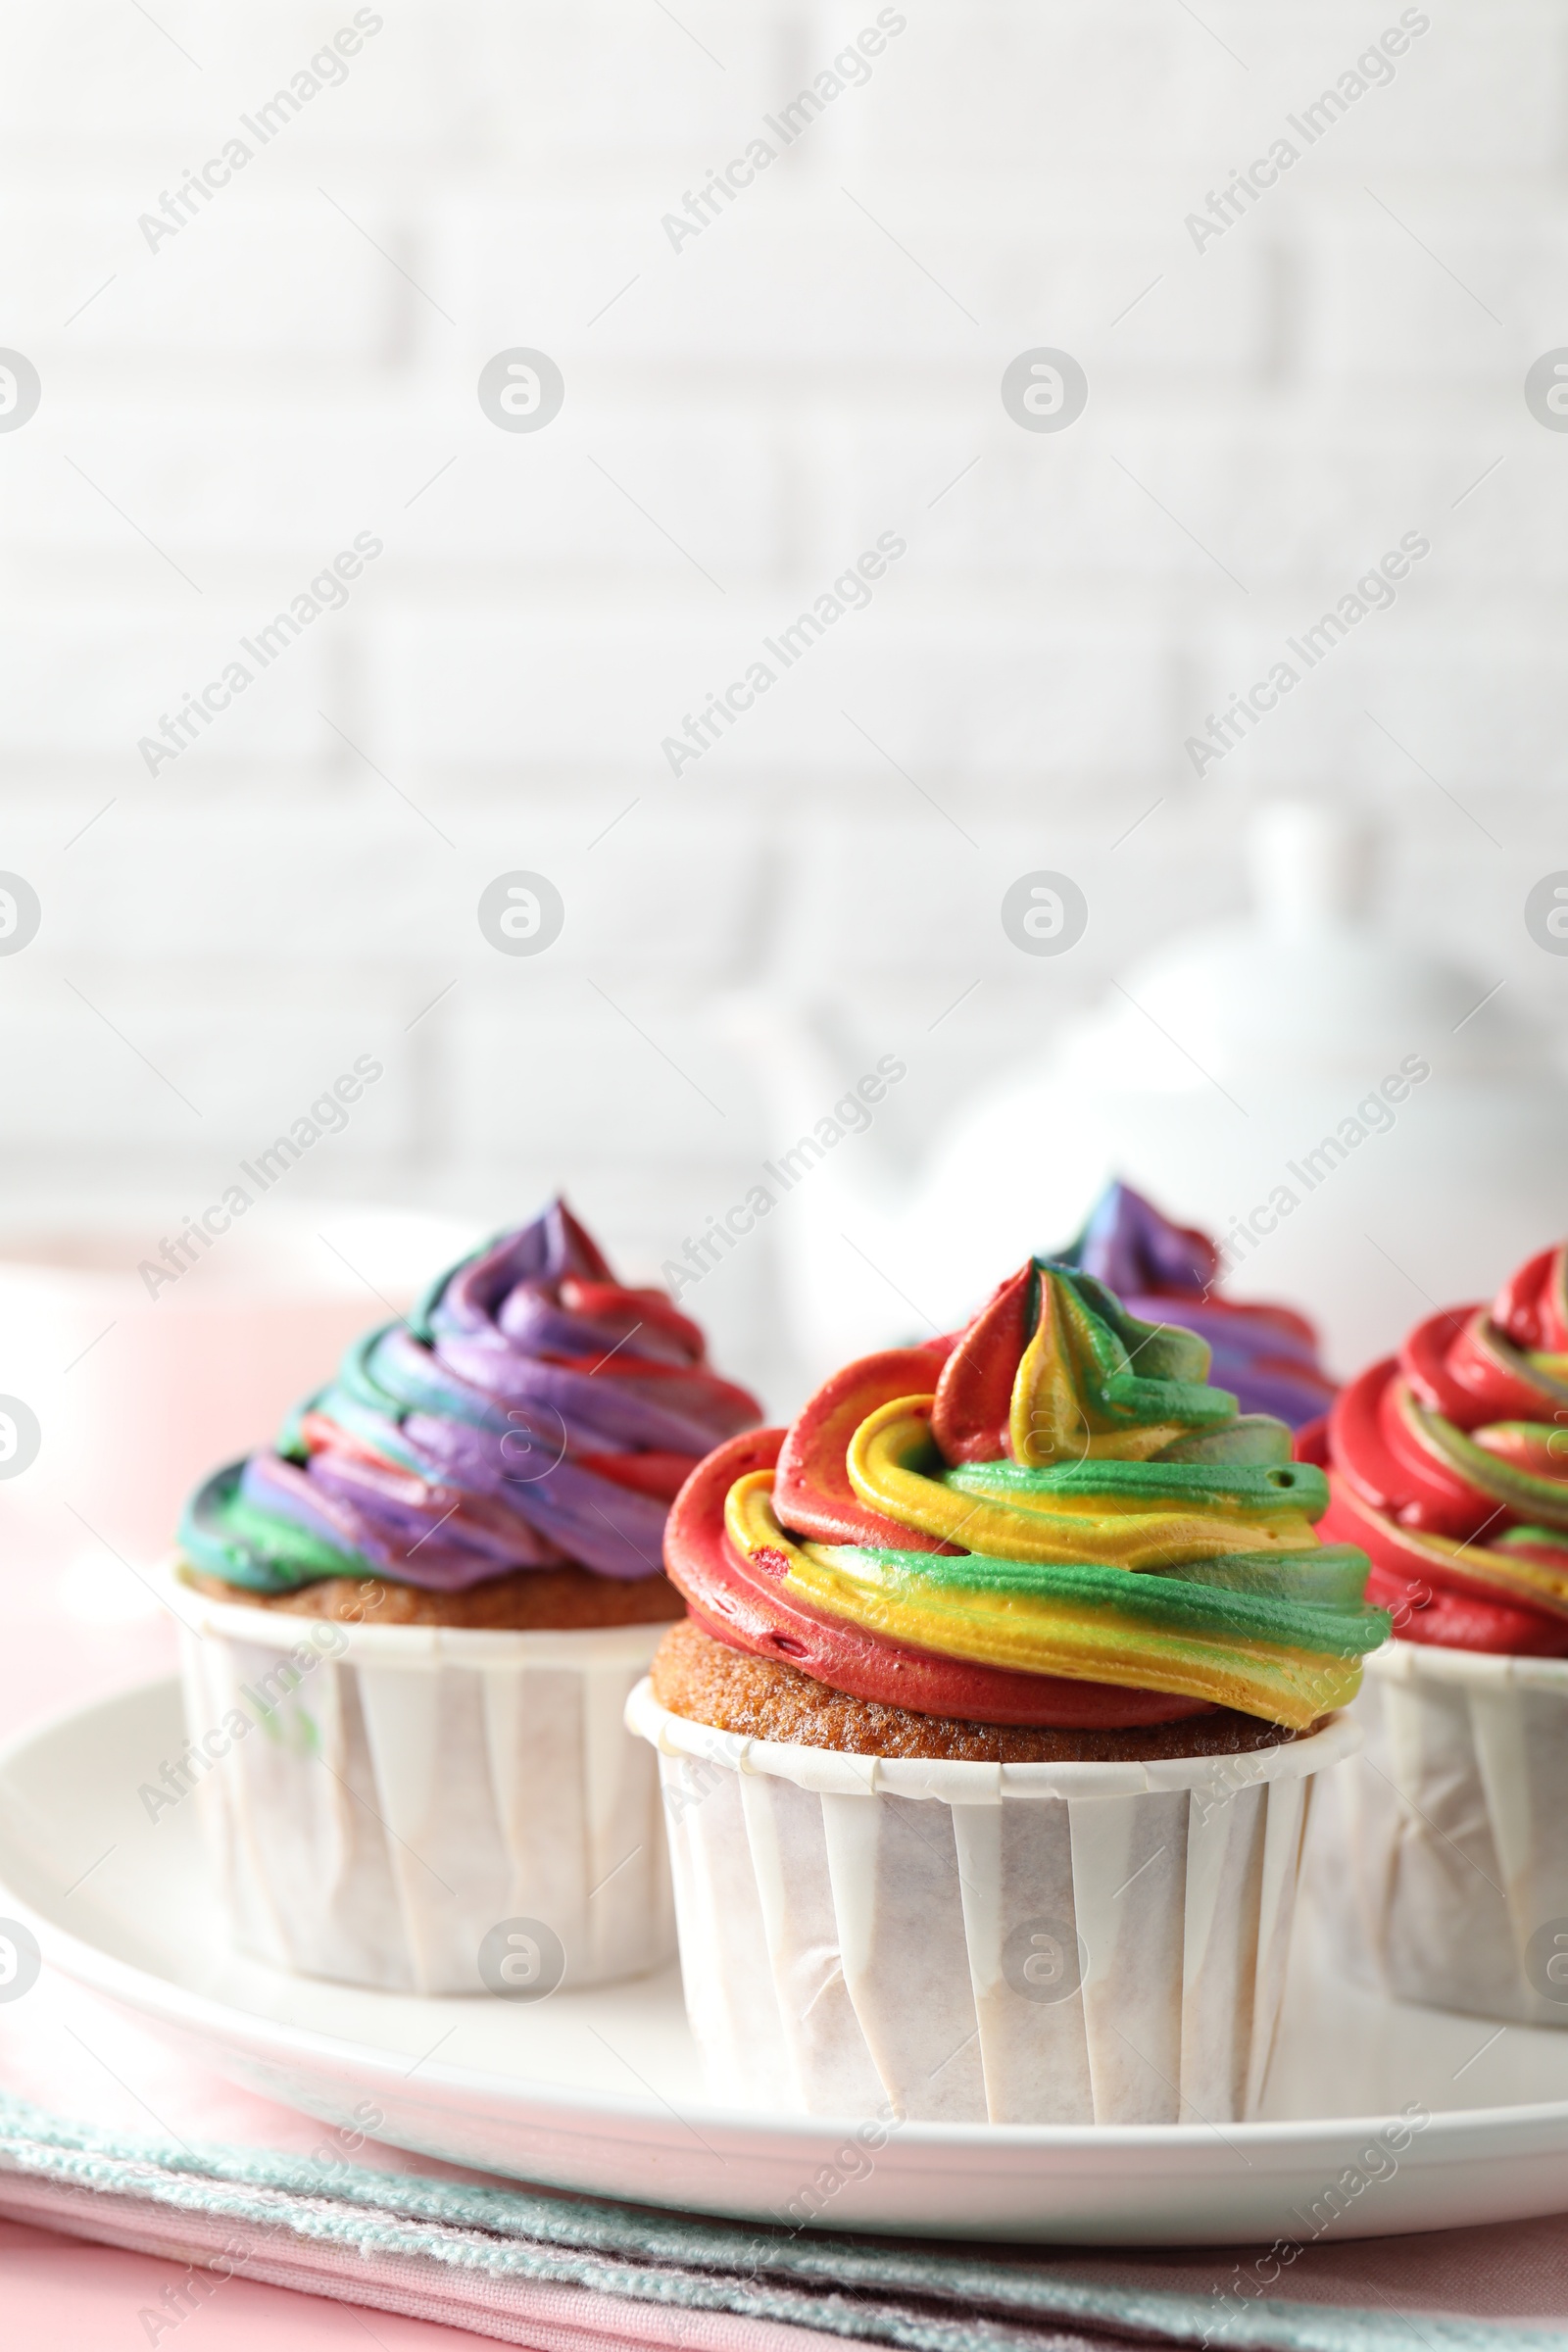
<box><xmin>0</xmin><ymin>1540</ymin><xmax>483</xmax><ymax>2349</ymax></box>
<box><xmin>0</xmin><ymin>2216</ymin><xmax>485</xmax><ymax>2349</ymax></box>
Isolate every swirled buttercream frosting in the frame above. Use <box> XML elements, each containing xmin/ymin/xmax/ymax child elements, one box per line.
<box><xmin>1061</xmin><ymin>1181</ymin><xmax>1336</xmax><ymax>1430</ymax></box>
<box><xmin>665</xmin><ymin>1257</ymin><xmax>1386</xmax><ymax>1729</ymax></box>
<box><xmin>180</xmin><ymin>1200</ymin><xmax>762</xmax><ymax>1594</ymax></box>
<box><xmin>1320</xmin><ymin>1241</ymin><xmax>1568</xmax><ymax>1654</ymax></box>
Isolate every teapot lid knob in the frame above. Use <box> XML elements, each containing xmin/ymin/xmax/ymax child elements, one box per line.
<box><xmin>1247</xmin><ymin>799</ymin><xmax>1373</xmax><ymax>938</ymax></box>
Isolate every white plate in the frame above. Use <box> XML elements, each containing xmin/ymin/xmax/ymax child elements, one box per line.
<box><xmin>5</xmin><ymin>1678</ymin><xmax>1568</xmax><ymax>2245</ymax></box>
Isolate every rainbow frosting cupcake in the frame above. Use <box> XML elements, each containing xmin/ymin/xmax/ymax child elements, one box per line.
<box><xmin>1317</xmin><ymin>1242</ymin><xmax>1568</xmax><ymax>1652</ymax></box>
<box><xmin>1312</xmin><ymin>1243</ymin><xmax>1568</xmax><ymax>2023</ymax></box>
<box><xmin>629</xmin><ymin>1254</ymin><xmax>1382</xmax><ymax>2124</ymax></box>
<box><xmin>168</xmin><ymin>1200</ymin><xmax>760</xmax><ymax>1994</ymax></box>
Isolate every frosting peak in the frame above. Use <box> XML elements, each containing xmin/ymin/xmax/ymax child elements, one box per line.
<box><xmin>181</xmin><ymin>1200</ymin><xmax>761</xmax><ymax>1593</ymax></box>
<box><xmin>1060</xmin><ymin>1180</ymin><xmax>1336</xmax><ymax>1431</ymax></box>
<box><xmin>667</xmin><ymin>1257</ymin><xmax>1384</xmax><ymax>1729</ymax></box>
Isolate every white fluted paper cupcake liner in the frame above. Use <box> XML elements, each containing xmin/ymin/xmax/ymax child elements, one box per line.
<box><xmin>1305</xmin><ymin>1642</ymin><xmax>1568</xmax><ymax>2026</ymax></box>
<box><xmin>625</xmin><ymin>1682</ymin><xmax>1357</xmax><ymax>2125</ymax></box>
<box><xmin>166</xmin><ymin>1564</ymin><xmax>675</xmax><ymax>1995</ymax></box>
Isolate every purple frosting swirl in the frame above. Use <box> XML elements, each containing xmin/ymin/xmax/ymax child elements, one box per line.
<box><xmin>181</xmin><ymin>1200</ymin><xmax>763</xmax><ymax>1594</ymax></box>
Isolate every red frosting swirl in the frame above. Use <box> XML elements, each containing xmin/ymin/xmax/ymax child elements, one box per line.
<box><xmin>1318</xmin><ymin>1243</ymin><xmax>1568</xmax><ymax>1652</ymax></box>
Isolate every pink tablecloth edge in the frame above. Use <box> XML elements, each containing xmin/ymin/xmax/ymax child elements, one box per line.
<box><xmin>0</xmin><ymin>2171</ymin><xmax>889</xmax><ymax>2352</ymax></box>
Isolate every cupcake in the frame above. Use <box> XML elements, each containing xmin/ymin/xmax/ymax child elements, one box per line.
<box><xmin>1059</xmin><ymin>1179</ymin><xmax>1337</xmax><ymax>1430</ymax></box>
<box><xmin>628</xmin><ymin>1255</ymin><xmax>1385</xmax><ymax>2124</ymax></box>
<box><xmin>167</xmin><ymin>1200</ymin><xmax>760</xmax><ymax>1994</ymax></box>
<box><xmin>1310</xmin><ymin>1241</ymin><xmax>1568</xmax><ymax>2021</ymax></box>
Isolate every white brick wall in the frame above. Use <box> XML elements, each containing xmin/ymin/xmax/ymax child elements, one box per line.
<box><xmin>2</xmin><ymin>0</ymin><xmax>1568</xmax><ymax>1414</ymax></box>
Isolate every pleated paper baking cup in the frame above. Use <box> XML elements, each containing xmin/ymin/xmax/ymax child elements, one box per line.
<box><xmin>1306</xmin><ymin>1642</ymin><xmax>1568</xmax><ymax>2027</ymax></box>
<box><xmin>626</xmin><ymin>1682</ymin><xmax>1357</xmax><ymax>2126</ymax></box>
<box><xmin>165</xmin><ymin>1563</ymin><xmax>675</xmax><ymax>1995</ymax></box>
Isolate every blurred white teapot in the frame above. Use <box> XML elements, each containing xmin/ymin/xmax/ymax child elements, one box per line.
<box><xmin>754</xmin><ymin>803</ymin><xmax>1568</xmax><ymax>1382</ymax></box>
